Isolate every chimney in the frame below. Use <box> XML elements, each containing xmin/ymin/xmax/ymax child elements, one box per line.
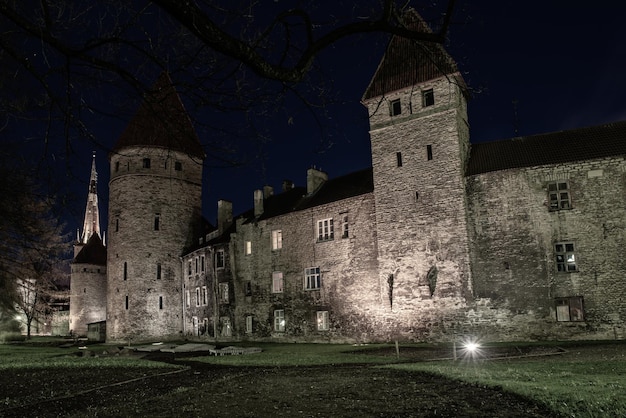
<box><xmin>307</xmin><ymin>167</ymin><xmax>328</xmax><ymax>194</ymax></box>
<box><xmin>282</xmin><ymin>180</ymin><xmax>294</xmax><ymax>192</ymax></box>
<box><xmin>254</xmin><ymin>189</ymin><xmax>264</xmax><ymax>217</ymax></box>
<box><xmin>217</xmin><ymin>200</ymin><xmax>233</xmax><ymax>234</ymax></box>
<box><xmin>263</xmin><ymin>185</ymin><xmax>274</xmax><ymax>198</ymax></box>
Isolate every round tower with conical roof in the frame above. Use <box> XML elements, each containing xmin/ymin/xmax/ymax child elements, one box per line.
<box><xmin>106</xmin><ymin>73</ymin><xmax>205</xmax><ymax>343</ymax></box>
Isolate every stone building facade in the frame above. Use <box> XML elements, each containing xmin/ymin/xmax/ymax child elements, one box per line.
<box><xmin>73</xmin><ymin>10</ymin><xmax>626</xmax><ymax>343</ymax></box>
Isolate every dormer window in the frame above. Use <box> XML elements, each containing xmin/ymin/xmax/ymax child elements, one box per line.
<box><xmin>389</xmin><ymin>99</ymin><xmax>401</xmax><ymax>116</ymax></box>
<box><xmin>422</xmin><ymin>89</ymin><xmax>434</xmax><ymax>107</ymax></box>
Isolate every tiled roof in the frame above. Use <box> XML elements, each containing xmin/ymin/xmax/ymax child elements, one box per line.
<box><xmin>467</xmin><ymin>120</ymin><xmax>626</xmax><ymax>175</ymax></box>
<box><xmin>241</xmin><ymin>168</ymin><xmax>374</xmax><ymax>224</ymax></box>
<box><xmin>362</xmin><ymin>10</ymin><xmax>463</xmax><ymax>100</ymax></box>
<box><xmin>73</xmin><ymin>233</ymin><xmax>106</xmax><ymax>265</ymax></box>
<box><xmin>113</xmin><ymin>72</ymin><xmax>205</xmax><ymax>159</ymax></box>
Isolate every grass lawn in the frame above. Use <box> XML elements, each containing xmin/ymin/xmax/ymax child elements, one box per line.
<box><xmin>0</xmin><ymin>339</ymin><xmax>624</xmax><ymax>417</ymax></box>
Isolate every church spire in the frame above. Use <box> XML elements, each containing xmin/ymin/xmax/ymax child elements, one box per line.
<box><xmin>80</xmin><ymin>151</ymin><xmax>101</xmax><ymax>244</ymax></box>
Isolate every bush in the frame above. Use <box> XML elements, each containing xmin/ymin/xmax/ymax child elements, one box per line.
<box><xmin>0</xmin><ymin>332</ymin><xmax>26</xmax><ymax>343</ymax></box>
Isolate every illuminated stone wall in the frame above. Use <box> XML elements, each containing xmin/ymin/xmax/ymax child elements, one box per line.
<box><xmin>230</xmin><ymin>191</ymin><xmax>380</xmax><ymax>343</ymax></box>
<box><xmin>106</xmin><ymin>147</ymin><xmax>203</xmax><ymax>343</ymax></box>
<box><xmin>467</xmin><ymin>159</ymin><xmax>626</xmax><ymax>340</ymax></box>
<box><xmin>69</xmin><ymin>262</ymin><xmax>106</xmax><ymax>336</ymax></box>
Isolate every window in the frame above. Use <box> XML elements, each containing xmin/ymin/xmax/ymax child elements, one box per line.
<box><xmin>188</xmin><ymin>261</ymin><xmax>192</xmax><ymax>276</ymax></box>
<box><xmin>115</xmin><ymin>218</ymin><xmax>119</xmax><ymax>232</ymax></box>
<box><xmin>317</xmin><ymin>218</ymin><xmax>334</xmax><ymax>241</ymax></box>
<box><xmin>219</xmin><ymin>283</ymin><xmax>229</xmax><ymax>304</ymax></box>
<box><xmin>245</xmin><ymin>241</ymin><xmax>252</xmax><ymax>255</ymax></box>
<box><xmin>555</xmin><ymin>242</ymin><xmax>577</xmax><ymax>272</ymax></box>
<box><xmin>396</xmin><ymin>152</ymin><xmax>403</xmax><ymax>167</ymax></box>
<box><xmin>548</xmin><ymin>181</ymin><xmax>571</xmax><ymax>210</ymax></box>
<box><xmin>195</xmin><ymin>287</ymin><xmax>200</xmax><ymax>307</ymax></box>
<box><xmin>342</xmin><ymin>215</ymin><xmax>349</xmax><ymax>238</ymax></box>
<box><xmin>154</xmin><ymin>214</ymin><xmax>160</xmax><ymax>231</ymax></box>
<box><xmin>272</xmin><ymin>272</ymin><xmax>284</xmax><ymax>293</ymax></box>
<box><xmin>305</xmin><ymin>267</ymin><xmax>321</xmax><ymax>290</ymax></box>
<box><xmin>201</xmin><ymin>255</ymin><xmax>205</xmax><ymax>272</ymax></box>
<box><xmin>159</xmin><ymin>296</ymin><xmax>163</xmax><ymax>310</ymax></box>
<box><xmin>427</xmin><ymin>144</ymin><xmax>433</xmax><ymax>160</ymax></box>
<box><xmin>143</xmin><ymin>158</ymin><xmax>151</xmax><ymax>168</ymax></box>
<box><xmin>123</xmin><ymin>262</ymin><xmax>127</xmax><ymax>281</ymax></box>
<box><xmin>202</xmin><ymin>286</ymin><xmax>208</xmax><ymax>305</ymax></box>
<box><xmin>125</xmin><ymin>295</ymin><xmax>129</xmax><ymax>310</ymax></box>
<box><xmin>272</xmin><ymin>230</ymin><xmax>283</xmax><ymax>250</ymax></box>
<box><xmin>245</xmin><ymin>281</ymin><xmax>252</xmax><ymax>296</ymax></box>
<box><xmin>317</xmin><ymin>311</ymin><xmax>329</xmax><ymax>331</ymax></box>
<box><xmin>422</xmin><ymin>89</ymin><xmax>434</xmax><ymax>107</ymax></box>
<box><xmin>195</xmin><ymin>257</ymin><xmax>199</xmax><ymax>273</ymax></box>
<box><xmin>174</xmin><ymin>161</ymin><xmax>182</xmax><ymax>171</ymax></box>
<box><xmin>246</xmin><ymin>316</ymin><xmax>253</xmax><ymax>334</ymax></box>
<box><xmin>215</xmin><ymin>250</ymin><xmax>225</xmax><ymax>269</ymax></box>
<box><xmin>156</xmin><ymin>263</ymin><xmax>161</xmax><ymax>280</ymax></box>
<box><xmin>556</xmin><ymin>297</ymin><xmax>584</xmax><ymax>322</ymax></box>
<box><xmin>221</xmin><ymin>317</ymin><xmax>232</xmax><ymax>337</ymax></box>
<box><xmin>115</xmin><ymin>161</ymin><xmax>120</xmax><ymax>172</ymax></box>
<box><xmin>389</xmin><ymin>99</ymin><xmax>401</xmax><ymax>116</ymax></box>
<box><xmin>274</xmin><ymin>310</ymin><xmax>285</xmax><ymax>332</ymax></box>
<box><xmin>185</xmin><ymin>290</ymin><xmax>190</xmax><ymax>307</ymax></box>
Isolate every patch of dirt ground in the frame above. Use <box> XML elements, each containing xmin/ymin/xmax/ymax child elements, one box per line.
<box><xmin>0</xmin><ymin>353</ymin><xmax>563</xmax><ymax>417</ymax></box>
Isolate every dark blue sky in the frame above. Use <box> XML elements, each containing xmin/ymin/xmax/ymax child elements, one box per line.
<box><xmin>64</xmin><ymin>1</ymin><xmax>626</xmax><ymax>237</ymax></box>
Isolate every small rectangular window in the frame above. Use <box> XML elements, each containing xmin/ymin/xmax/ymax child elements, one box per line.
<box><xmin>342</xmin><ymin>215</ymin><xmax>349</xmax><ymax>238</ymax></box>
<box><xmin>143</xmin><ymin>158</ymin><xmax>151</xmax><ymax>168</ymax></box>
<box><xmin>317</xmin><ymin>218</ymin><xmax>334</xmax><ymax>242</ymax></box>
<box><xmin>195</xmin><ymin>287</ymin><xmax>200</xmax><ymax>307</ymax></box>
<box><xmin>159</xmin><ymin>296</ymin><xmax>163</xmax><ymax>310</ymax></box>
<box><xmin>245</xmin><ymin>241</ymin><xmax>252</xmax><ymax>255</ymax></box>
<box><xmin>115</xmin><ymin>161</ymin><xmax>120</xmax><ymax>172</ymax></box>
<box><xmin>272</xmin><ymin>230</ymin><xmax>283</xmax><ymax>250</ymax></box>
<box><xmin>154</xmin><ymin>214</ymin><xmax>160</xmax><ymax>231</ymax></box>
<box><xmin>201</xmin><ymin>255</ymin><xmax>205</xmax><ymax>272</ymax></box>
<box><xmin>202</xmin><ymin>286</ymin><xmax>208</xmax><ymax>305</ymax></box>
<box><xmin>389</xmin><ymin>99</ymin><xmax>401</xmax><ymax>116</ymax></box>
<box><xmin>246</xmin><ymin>316</ymin><xmax>253</xmax><ymax>334</ymax></box>
<box><xmin>555</xmin><ymin>242</ymin><xmax>577</xmax><ymax>272</ymax></box>
<box><xmin>422</xmin><ymin>89</ymin><xmax>434</xmax><ymax>107</ymax></box>
<box><xmin>123</xmin><ymin>262</ymin><xmax>127</xmax><ymax>281</ymax></box>
<box><xmin>215</xmin><ymin>250</ymin><xmax>225</xmax><ymax>269</ymax></box>
<box><xmin>174</xmin><ymin>161</ymin><xmax>182</xmax><ymax>171</ymax></box>
<box><xmin>556</xmin><ymin>297</ymin><xmax>584</xmax><ymax>321</ymax></box>
<box><xmin>317</xmin><ymin>311</ymin><xmax>329</xmax><ymax>331</ymax></box>
<box><xmin>426</xmin><ymin>144</ymin><xmax>433</xmax><ymax>160</ymax></box>
<box><xmin>185</xmin><ymin>290</ymin><xmax>190</xmax><ymax>307</ymax></box>
<box><xmin>245</xmin><ymin>281</ymin><xmax>252</xmax><ymax>296</ymax></box>
<box><xmin>304</xmin><ymin>267</ymin><xmax>321</xmax><ymax>290</ymax></box>
<box><xmin>548</xmin><ymin>181</ymin><xmax>572</xmax><ymax>210</ymax></box>
<box><xmin>274</xmin><ymin>310</ymin><xmax>285</xmax><ymax>332</ymax></box>
<box><xmin>115</xmin><ymin>218</ymin><xmax>119</xmax><ymax>232</ymax></box>
<box><xmin>219</xmin><ymin>283</ymin><xmax>229</xmax><ymax>304</ymax></box>
<box><xmin>156</xmin><ymin>263</ymin><xmax>161</xmax><ymax>280</ymax></box>
<box><xmin>272</xmin><ymin>272</ymin><xmax>284</xmax><ymax>293</ymax></box>
<box><xmin>396</xmin><ymin>152</ymin><xmax>403</xmax><ymax>167</ymax></box>
<box><xmin>125</xmin><ymin>295</ymin><xmax>129</xmax><ymax>310</ymax></box>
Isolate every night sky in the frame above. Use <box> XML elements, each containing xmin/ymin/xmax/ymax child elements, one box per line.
<box><xmin>28</xmin><ymin>1</ymin><xmax>626</xmax><ymax>239</ymax></box>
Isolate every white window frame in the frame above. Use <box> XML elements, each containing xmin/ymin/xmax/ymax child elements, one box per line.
<box><xmin>195</xmin><ymin>287</ymin><xmax>200</xmax><ymax>307</ymax></box>
<box><xmin>185</xmin><ymin>290</ymin><xmax>190</xmax><ymax>307</ymax></box>
<box><xmin>317</xmin><ymin>218</ymin><xmax>334</xmax><ymax>242</ymax></box>
<box><xmin>272</xmin><ymin>229</ymin><xmax>283</xmax><ymax>250</ymax></box>
<box><xmin>202</xmin><ymin>286</ymin><xmax>208</xmax><ymax>306</ymax></box>
<box><xmin>304</xmin><ymin>267</ymin><xmax>321</xmax><ymax>290</ymax></box>
<box><xmin>274</xmin><ymin>309</ymin><xmax>285</xmax><ymax>332</ymax></box>
<box><xmin>272</xmin><ymin>271</ymin><xmax>284</xmax><ymax>293</ymax></box>
<box><xmin>316</xmin><ymin>311</ymin><xmax>329</xmax><ymax>331</ymax></box>
<box><xmin>246</xmin><ymin>315</ymin><xmax>253</xmax><ymax>334</ymax></box>
<box><xmin>245</xmin><ymin>241</ymin><xmax>252</xmax><ymax>255</ymax></box>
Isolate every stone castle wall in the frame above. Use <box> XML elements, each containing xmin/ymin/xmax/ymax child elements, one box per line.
<box><xmin>69</xmin><ymin>263</ymin><xmax>107</xmax><ymax>336</ymax></box>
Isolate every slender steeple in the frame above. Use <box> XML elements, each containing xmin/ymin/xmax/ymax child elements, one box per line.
<box><xmin>80</xmin><ymin>151</ymin><xmax>101</xmax><ymax>243</ymax></box>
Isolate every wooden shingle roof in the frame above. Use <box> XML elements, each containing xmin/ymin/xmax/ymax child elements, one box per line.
<box><xmin>467</xmin><ymin>120</ymin><xmax>626</xmax><ymax>175</ymax></box>
<box><xmin>362</xmin><ymin>9</ymin><xmax>463</xmax><ymax>100</ymax></box>
<box><xmin>113</xmin><ymin>72</ymin><xmax>205</xmax><ymax>159</ymax></box>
